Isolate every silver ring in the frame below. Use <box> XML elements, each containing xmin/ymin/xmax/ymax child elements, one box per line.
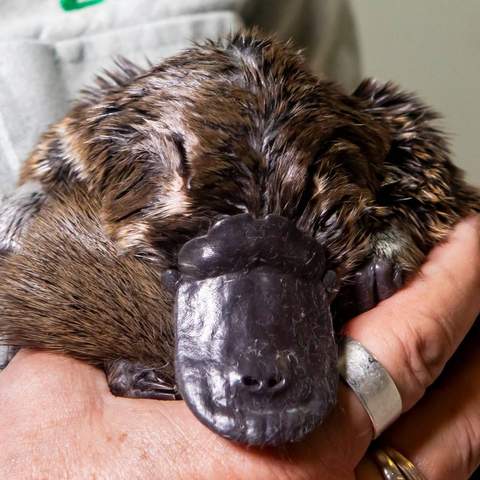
<box><xmin>338</xmin><ymin>336</ymin><xmax>402</xmax><ymax>437</ymax></box>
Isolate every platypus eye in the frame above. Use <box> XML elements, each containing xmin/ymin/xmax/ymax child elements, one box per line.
<box><xmin>161</xmin><ymin>269</ymin><xmax>181</xmax><ymax>293</ymax></box>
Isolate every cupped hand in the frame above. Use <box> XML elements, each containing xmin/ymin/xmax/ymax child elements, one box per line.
<box><xmin>1</xmin><ymin>217</ymin><xmax>480</xmax><ymax>480</ymax></box>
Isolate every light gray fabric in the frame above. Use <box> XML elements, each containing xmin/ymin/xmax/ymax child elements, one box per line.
<box><xmin>0</xmin><ymin>0</ymin><xmax>360</xmax><ymax>194</ymax></box>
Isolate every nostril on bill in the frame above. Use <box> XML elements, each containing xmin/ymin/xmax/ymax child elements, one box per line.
<box><xmin>266</xmin><ymin>375</ymin><xmax>286</xmax><ymax>392</ymax></box>
<box><xmin>240</xmin><ymin>374</ymin><xmax>287</xmax><ymax>393</ymax></box>
<box><xmin>241</xmin><ymin>375</ymin><xmax>262</xmax><ymax>391</ymax></box>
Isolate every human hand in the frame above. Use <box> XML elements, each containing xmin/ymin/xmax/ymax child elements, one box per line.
<box><xmin>1</xmin><ymin>217</ymin><xmax>480</xmax><ymax>479</ymax></box>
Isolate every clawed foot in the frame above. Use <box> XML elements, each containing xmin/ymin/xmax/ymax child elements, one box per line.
<box><xmin>333</xmin><ymin>258</ymin><xmax>404</xmax><ymax>323</ymax></box>
<box><xmin>106</xmin><ymin>359</ymin><xmax>180</xmax><ymax>400</ymax></box>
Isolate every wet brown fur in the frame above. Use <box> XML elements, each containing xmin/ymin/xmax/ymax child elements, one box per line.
<box><xmin>1</xmin><ymin>30</ymin><xmax>479</xmax><ymax>376</ymax></box>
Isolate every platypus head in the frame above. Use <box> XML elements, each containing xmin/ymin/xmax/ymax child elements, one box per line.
<box><xmin>174</xmin><ymin>213</ymin><xmax>337</xmax><ymax>445</ymax></box>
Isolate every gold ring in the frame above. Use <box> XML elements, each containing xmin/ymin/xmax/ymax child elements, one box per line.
<box><xmin>384</xmin><ymin>447</ymin><xmax>427</xmax><ymax>480</ymax></box>
<box><xmin>371</xmin><ymin>448</ymin><xmax>406</xmax><ymax>479</ymax></box>
<box><xmin>371</xmin><ymin>446</ymin><xmax>426</xmax><ymax>480</ymax></box>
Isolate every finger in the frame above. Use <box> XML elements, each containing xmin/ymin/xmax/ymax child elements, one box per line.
<box><xmin>344</xmin><ymin>215</ymin><xmax>480</xmax><ymax>412</ymax></box>
<box><xmin>374</xmin><ymin>323</ymin><xmax>480</xmax><ymax>480</ymax></box>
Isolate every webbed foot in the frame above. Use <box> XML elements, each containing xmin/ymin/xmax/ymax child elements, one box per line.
<box><xmin>333</xmin><ymin>258</ymin><xmax>404</xmax><ymax>323</ymax></box>
<box><xmin>106</xmin><ymin>359</ymin><xmax>180</xmax><ymax>400</ymax></box>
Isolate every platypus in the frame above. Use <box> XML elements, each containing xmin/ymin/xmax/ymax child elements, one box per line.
<box><xmin>0</xmin><ymin>31</ymin><xmax>478</xmax><ymax>446</ymax></box>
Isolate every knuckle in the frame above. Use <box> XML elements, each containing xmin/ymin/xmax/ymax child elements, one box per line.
<box><xmin>395</xmin><ymin>311</ymin><xmax>455</xmax><ymax>402</ymax></box>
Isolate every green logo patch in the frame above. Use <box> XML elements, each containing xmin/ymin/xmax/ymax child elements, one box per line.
<box><xmin>60</xmin><ymin>0</ymin><xmax>104</xmax><ymax>11</ymax></box>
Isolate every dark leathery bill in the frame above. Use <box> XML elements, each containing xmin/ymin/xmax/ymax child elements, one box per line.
<box><xmin>174</xmin><ymin>214</ymin><xmax>338</xmax><ymax>446</ymax></box>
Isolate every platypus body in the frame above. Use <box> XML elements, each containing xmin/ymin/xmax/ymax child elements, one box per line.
<box><xmin>0</xmin><ymin>31</ymin><xmax>478</xmax><ymax>446</ymax></box>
